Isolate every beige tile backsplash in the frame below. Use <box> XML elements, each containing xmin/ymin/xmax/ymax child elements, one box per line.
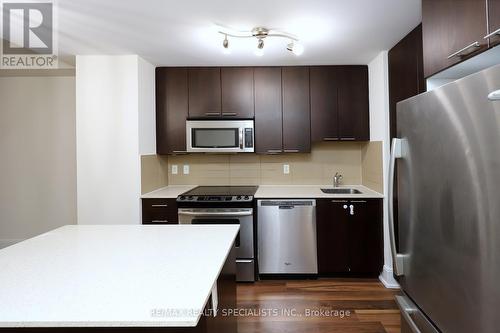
<box><xmin>166</xmin><ymin>142</ymin><xmax>375</xmax><ymax>187</ymax></box>
<box><xmin>361</xmin><ymin>141</ymin><xmax>384</xmax><ymax>193</ymax></box>
<box><xmin>141</xmin><ymin>154</ymin><xmax>169</xmax><ymax>194</ymax></box>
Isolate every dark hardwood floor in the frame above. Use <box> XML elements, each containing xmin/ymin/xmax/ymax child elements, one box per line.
<box><xmin>237</xmin><ymin>279</ymin><xmax>401</xmax><ymax>333</ymax></box>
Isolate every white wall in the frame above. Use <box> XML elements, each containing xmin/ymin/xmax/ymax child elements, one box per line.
<box><xmin>368</xmin><ymin>51</ymin><xmax>399</xmax><ymax>288</ymax></box>
<box><xmin>0</xmin><ymin>75</ymin><xmax>76</xmax><ymax>248</ymax></box>
<box><xmin>76</xmin><ymin>55</ymin><xmax>155</xmax><ymax>225</ymax></box>
<box><xmin>138</xmin><ymin>57</ymin><xmax>156</xmax><ymax>155</ymax></box>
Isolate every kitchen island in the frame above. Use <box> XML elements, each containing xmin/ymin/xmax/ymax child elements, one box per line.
<box><xmin>0</xmin><ymin>225</ymin><xmax>238</xmax><ymax>332</ymax></box>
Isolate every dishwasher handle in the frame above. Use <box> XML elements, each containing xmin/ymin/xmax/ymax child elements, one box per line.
<box><xmin>279</xmin><ymin>205</ymin><xmax>295</xmax><ymax>209</ymax></box>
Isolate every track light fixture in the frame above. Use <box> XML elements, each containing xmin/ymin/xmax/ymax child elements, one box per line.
<box><xmin>218</xmin><ymin>26</ymin><xmax>304</xmax><ymax>56</ymax></box>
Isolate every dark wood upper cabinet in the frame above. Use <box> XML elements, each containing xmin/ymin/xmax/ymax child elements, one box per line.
<box><xmin>389</xmin><ymin>24</ymin><xmax>425</xmax><ymax>140</ymax></box>
<box><xmin>489</xmin><ymin>0</ymin><xmax>500</xmax><ymax>47</ymax></box>
<box><xmin>188</xmin><ymin>68</ymin><xmax>221</xmax><ymax>117</ymax></box>
<box><xmin>282</xmin><ymin>67</ymin><xmax>311</xmax><ymax>152</ymax></box>
<box><xmin>337</xmin><ymin>66</ymin><xmax>370</xmax><ymax>141</ymax></box>
<box><xmin>254</xmin><ymin>67</ymin><xmax>283</xmax><ymax>153</ymax></box>
<box><xmin>422</xmin><ymin>0</ymin><xmax>488</xmax><ymax>78</ymax></box>
<box><xmin>310</xmin><ymin>66</ymin><xmax>339</xmax><ymax>141</ymax></box>
<box><xmin>156</xmin><ymin>67</ymin><xmax>188</xmax><ymax>154</ymax></box>
<box><xmin>221</xmin><ymin>67</ymin><xmax>254</xmax><ymax>118</ymax></box>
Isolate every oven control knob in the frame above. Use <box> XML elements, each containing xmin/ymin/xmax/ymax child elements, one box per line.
<box><xmin>244</xmin><ymin>196</ymin><xmax>250</xmax><ymax>200</ymax></box>
<box><xmin>236</xmin><ymin>196</ymin><xmax>242</xmax><ymax>200</ymax></box>
<box><xmin>179</xmin><ymin>196</ymin><xmax>185</xmax><ymax>201</ymax></box>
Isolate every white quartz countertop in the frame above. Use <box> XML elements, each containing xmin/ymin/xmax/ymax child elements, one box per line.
<box><xmin>141</xmin><ymin>185</ymin><xmax>196</xmax><ymax>199</ymax></box>
<box><xmin>0</xmin><ymin>225</ymin><xmax>239</xmax><ymax>328</ymax></box>
<box><xmin>254</xmin><ymin>185</ymin><xmax>383</xmax><ymax>199</ymax></box>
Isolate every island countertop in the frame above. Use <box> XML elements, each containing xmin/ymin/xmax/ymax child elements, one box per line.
<box><xmin>0</xmin><ymin>225</ymin><xmax>239</xmax><ymax>328</ymax></box>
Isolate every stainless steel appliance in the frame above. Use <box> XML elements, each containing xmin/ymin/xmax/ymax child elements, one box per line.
<box><xmin>389</xmin><ymin>64</ymin><xmax>500</xmax><ymax>333</ymax></box>
<box><xmin>257</xmin><ymin>200</ymin><xmax>318</xmax><ymax>275</ymax></box>
<box><xmin>177</xmin><ymin>186</ymin><xmax>258</xmax><ymax>282</ymax></box>
<box><xmin>186</xmin><ymin>120</ymin><xmax>254</xmax><ymax>153</ymax></box>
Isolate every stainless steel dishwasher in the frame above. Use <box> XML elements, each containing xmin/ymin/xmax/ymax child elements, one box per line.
<box><xmin>257</xmin><ymin>199</ymin><xmax>317</xmax><ymax>274</ymax></box>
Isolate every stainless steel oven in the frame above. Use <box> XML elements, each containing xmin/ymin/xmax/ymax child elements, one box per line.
<box><xmin>186</xmin><ymin>120</ymin><xmax>254</xmax><ymax>153</ymax></box>
<box><xmin>178</xmin><ymin>207</ymin><xmax>255</xmax><ymax>282</ymax></box>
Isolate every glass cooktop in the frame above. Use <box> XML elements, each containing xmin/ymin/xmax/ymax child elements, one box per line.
<box><xmin>181</xmin><ymin>186</ymin><xmax>258</xmax><ymax>196</ymax></box>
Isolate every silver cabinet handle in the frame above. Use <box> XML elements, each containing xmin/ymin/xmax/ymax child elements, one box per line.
<box><xmin>447</xmin><ymin>41</ymin><xmax>480</xmax><ymax>59</ymax></box>
<box><xmin>267</xmin><ymin>149</ymin><xmax>282</xmax><ymax>153</ymax></box>
<box><xmin>350</xmin><ymin>200</ymin><xmax>367</xmax><ymax>203</ymax></box>
<box><xmin>283</xmin><ymin>149</ymin><xmax>299</xmax><ymax>153</ymax></box>
<box><xmin>222</xmin><ymin>112</ymin><xmax>237</xmax><ymax>116</ymax></box>
<box><xmin>323</xmin><ymin>137</ymin><xmax>339</xmax><ymax>141</ymax></box>
<box><xmin>332</xmin><ymin>200</ymin><xmax>348</xmax><ymax>203</ymax></box>
<box><xmin>395</xmin><ymin>296</ymin><xmax>421</xmax><ymax>333</ymax></box>
<box><xmin>236</xmin><ymin>259</ymin><xmax>253</xmax><ymax>263</ymax></box>
<box><xmin>389</xmin><ymin>138</ymin><xmax>405</xmax><ymax>276</ymax></box>
<box><xmin>172</xmin><ymin>150</ymin><xmax>187</xmax><ymax>154</ymax></box>
<box><xmin>484</xmin><ymin>27</ymin><xmax>500</xmax><ymax>39</ymax></box>
<box><xmin>488</xmin><ymin>89</ymin><xmax>500</xmax><ymax>101</ymax></box>
<box><xmin>340</xmin><ymin>137</ymin><xmax>356</xmax><ymax>141</ymax></box>
<box><xmin>151</xmin><ymin>204</ymin><xmax>168</xmax><ymax>207</ymax></box>
<box><xmin>204</xmin><ymin>112</ymin><xmax>220</xmax><ymax>116</ymax></box>
<box><xmin>151</xmin><ymin>220</ymin><xmax>169</xmax><ymax>223</ymax></box>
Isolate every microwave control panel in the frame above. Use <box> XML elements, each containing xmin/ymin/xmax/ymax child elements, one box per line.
<box><xmin>245</xmin><ymin>128</ymin><xmax>254</xmax><ymax>148</ymax></box>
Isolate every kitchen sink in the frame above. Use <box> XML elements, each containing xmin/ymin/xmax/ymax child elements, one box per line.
<box><xmin>321</xmin><ymin>188</ymin><xmax>362</xmax><ymax>194</ymax></box>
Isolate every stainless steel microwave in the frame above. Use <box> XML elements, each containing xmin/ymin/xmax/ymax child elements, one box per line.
<box><xmin>186</xmin><ymin>120</ymin><xmax>254</xmax><ymax>153</ymax></box>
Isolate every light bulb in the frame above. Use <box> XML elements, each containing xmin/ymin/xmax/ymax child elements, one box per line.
<box><xmin>254</xmin><ymin>48</ymin><xmax>264</xmax><ymax>57</ymax></box>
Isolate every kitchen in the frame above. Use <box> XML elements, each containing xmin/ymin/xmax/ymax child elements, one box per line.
<box><xmin>0</xmin><ymin>0</ymin><xmax>499</xmax><ymax>332</ymax></box>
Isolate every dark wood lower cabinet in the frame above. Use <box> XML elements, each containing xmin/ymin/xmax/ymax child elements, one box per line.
<box><xmin>317</xmin><ymin>198</ymin><xmax>383</xmax><ymax>276</ymax></box>
<box><xmin>142</xmin><ymin>198</ymin><xmax>178</xmax><ymax>224</ymax></box>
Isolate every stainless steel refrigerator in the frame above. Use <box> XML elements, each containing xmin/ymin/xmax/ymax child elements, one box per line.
<box><xmin>389</xmin><ymin>64</ymin><xmax>500</xmax><ymax>333</ymax></box>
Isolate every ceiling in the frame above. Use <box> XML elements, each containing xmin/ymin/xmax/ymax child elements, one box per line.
<box><xmin>56</xmin><ymin>0</ymin><xmax>421</xmax><ymax>66</ymax></box>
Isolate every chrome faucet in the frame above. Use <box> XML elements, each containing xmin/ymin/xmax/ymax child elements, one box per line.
<box><xmin>333</xmin><ymin>172</ymin><xmax>343</xmax><ymax>187</ymax></box>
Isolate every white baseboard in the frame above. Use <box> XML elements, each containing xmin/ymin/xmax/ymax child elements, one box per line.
<box><xmin>0</xmin><ymin>239</ymin><xmax>24</xmax><ymax>249</ymax></box>
<box><xmin>379</xmin><ymin>265</ymin><xmax>400</xmax><ymax>289</ymax></box>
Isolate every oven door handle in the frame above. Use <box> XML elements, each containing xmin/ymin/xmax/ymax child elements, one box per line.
<box><xmin>178</xmin><ymin>209</ymin><xmax>253</xmax><ymax>217</ymax></box>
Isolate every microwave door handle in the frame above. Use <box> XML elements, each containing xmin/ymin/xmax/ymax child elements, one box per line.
<box><xmin>239</xmin><ymin>128</ymin><xmax>243</xmax><ymax>149</ymax></box>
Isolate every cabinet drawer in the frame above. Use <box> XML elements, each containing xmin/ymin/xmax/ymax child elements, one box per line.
<box><xmin>142</xmin><ymin>199</ymin><xmax>178</xmax><ymax>224</ymax></box>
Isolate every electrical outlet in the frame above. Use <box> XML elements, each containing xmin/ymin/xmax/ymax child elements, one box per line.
<box><xmin>283</xmin><ymin>164</ymin><xmax>290</xmax><ymax>174</ymax></box>
<box><xmin>171</xmin><ymin>165</ymin><xmax>178</xmax><ymax>175</ymax></box>
<box><xmin>183</xmin><ymin>165</ymin><xmax>190</xmax><ymax>175</ymax></box>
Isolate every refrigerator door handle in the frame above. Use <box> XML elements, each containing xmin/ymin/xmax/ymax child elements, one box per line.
<box><xmin>389</xmin><ymin>138</ymin><xmax>405</xmax><ymax>276</ymax></box>
<box><xmin>396</xmin><ymin>295</ymin><xmax>440</xmax><ymax>333</ymax></box>
<box><xmin>488</xmin><ymin>89</ymin><xmax>500</xmax><ymax>101</ymax></box>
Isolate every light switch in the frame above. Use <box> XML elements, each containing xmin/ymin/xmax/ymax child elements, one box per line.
<box><xmin>171</xmin><ymin>165</ymin><xmax>178</xmax><ymax>175</ymax></box>
<box><xmin>283</xmin><ymin>164</ymin><xmax>290</xmax><ymax>174</ymax></box>
<box><xmin>183</xmin><ymin>165</ymin><xmax>190</xmax><ymax>175</ymax></box>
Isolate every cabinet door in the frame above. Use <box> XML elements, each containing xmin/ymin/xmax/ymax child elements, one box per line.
<box><xmin>422</xmin><ymin>0</ymin><xmax>488</xmax><ymax>78</ymax></box>
<box><xmin>348</xmin><ymin>199</ymin><xmax>383</xmax><ymax>274</ymax></box>
<box><xmin>254</xmin><ymin>67</ymin><xmax>283</xmax><ymax>153</ymax></box>
<box><xmin>317</xmin><ymin>200</ymin><xmax>350</xmax><ymax>274</ymax></box>
<box><xmin>282</xmin><ymin>67</ymin><xmax>311</xmax><ymax>152</ymax></box>
<box><xmin>310</xmin><ymin>66</ymin><xmax>339</xmax><ymax>142</ymax></box>
<box><xmin>156</xmin><ymin>68</ymin><xmax>188</xmax><ymax>154</ymax></box>
<box><xmin>337</xmin><ymin>66</ymin><xmax>369</xmax><ymax>141</ymax></box>
<box><xmin>489</xmin><ymin>0</ymin><xmax>500</xmax><ymax>47</ymax></box>
<box><xmin>188</xmin><ymin>68</ymin><xmax>221</xmax><ymax>117</ymax></box>
<box><xmin>221</xmin><ymin>67</ymin><xmax>254</xmax><ymax>118</ymax></box>
<box><xmin>142</xmin><ymin>199</ymin><xmax>178</xmax><ymax>224</ymax></box>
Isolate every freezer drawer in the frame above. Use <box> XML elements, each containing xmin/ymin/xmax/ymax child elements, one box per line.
<box><xmin>396</xmin><ymin>295</ymin><xmax>439</xmax><ymax>333</ymax></box>
<box><xmin>257</xmin><ymin>200</ymin><xmax>318</xmax><ymax>274</ymax></box>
